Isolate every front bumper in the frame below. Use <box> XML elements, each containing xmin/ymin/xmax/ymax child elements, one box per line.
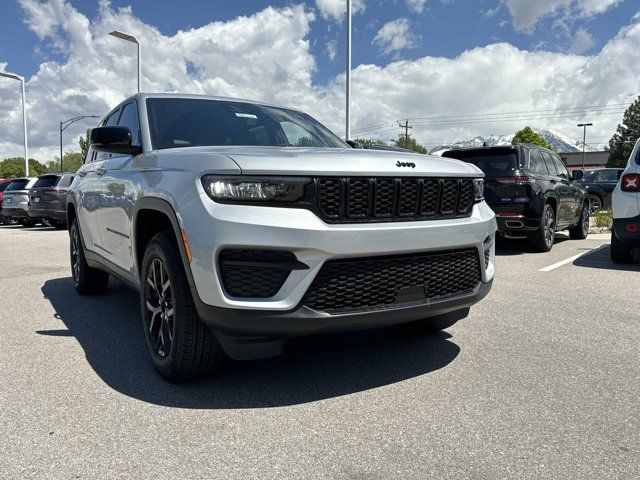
<box><xmin>195</xmin><ymin>279</ymin><xmax>492</xmax><ymax>338</ymax></box>
<box><xmin>182</xmin><ymin>190</ymin><xmax>496</xmax><ymax>316</ymax></box>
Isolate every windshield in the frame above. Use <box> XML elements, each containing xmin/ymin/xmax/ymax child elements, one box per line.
<box><xmin>6</xmin><ymin>179</ymin><xmax>29</xmax><ymax>191</ymax></box>
<box><xmin>146</xmin><ymin>98</ymin><xmax>346</xmax><ymax>150</ymax></box>
<box><xmin>444</xmin><ymin>150</ymin><xmax>518</xmax><ymax>178</ymax></box>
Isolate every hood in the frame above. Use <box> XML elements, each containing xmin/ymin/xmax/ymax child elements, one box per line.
<box><xmin>161</xmin><ymin>146</ymin><xmax>483</xmax><ymax>177</ymax></box>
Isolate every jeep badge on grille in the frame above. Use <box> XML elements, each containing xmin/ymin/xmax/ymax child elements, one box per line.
<box><xmin>396</xmin><ymin>161</ymin><xmax>416</xmax><ymax>168</ymax></box>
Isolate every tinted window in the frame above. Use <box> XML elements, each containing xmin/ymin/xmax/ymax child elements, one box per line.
<box><xmin>103</xmin><ymin>109</ymin><xmax>120</xmax><ymax>126</ymax></box>
<box><xmin>595</xmin><ymin>170</ymin><xmax>619</xmax><ymax>182</ymax></box>
<box><xmin>57</xmin><ymin>175</ymin><xmax>75</xmax><ymax>188</ymax></box>
<box><xmin>443</xmin><ymin>151</ymin><xmax>517</xmax><ymax>178</ymax></box>
<box><xmin>117</xmin><ymin>102</ymin><xmax>141</xmax><ymax>146</ymax></box>
<box><xmin>527</xmin><ymin>150</ymin><xmax>549</xmax><ymax>174</ymax></box>
<box><xmin>0</xmin><ymin>182</ymin><xmax>10</xmax><ymax>193</ymax></box>
<box><xmin>146</xmin><ymin>98</ymin><xmax>346</xmax><ymax>150</ymax></box>
<box><xmin>33</xmin><ymin>176</ymin><xmax>61</xmax><ymax>188</ymax></box>
<box><xmin>5</xmin><ymin>179</ymin><xmax>29</xmax><ymax>191</ymax></box>
<box><xmin>540</xmin><ymin>151</ymin><xmax>558</xmax><ymax>175</ymax></box>
<box><xmin>551</xmin><ymin>155</ymin><xmax>569</xmax><ymax>178</ymax></box>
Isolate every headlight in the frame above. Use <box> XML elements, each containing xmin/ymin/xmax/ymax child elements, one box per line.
<box><xmin>473</xmin><ymin>178</ymin><xmax>484</xmax><ymax>202</ymax></box>
<box><xmin>201</xmin><ymin>176</ymin><xmax>310</xmax><ymax>203</ymax></box>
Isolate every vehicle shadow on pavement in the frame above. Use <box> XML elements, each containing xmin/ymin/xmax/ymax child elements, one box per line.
<box><xmin>40</xmin><ymin>277</ymin><xmax>460</xmax><ymax>409</ymax></box>
<box><xmin>495</xmin><ymin>233</ymin><xmax>570</xmax><ymax>256</ymax></box>
<box><xmin>572</xmin><ymin>244</ymin><xmax>640</xmax><ymax>271</ymax></box>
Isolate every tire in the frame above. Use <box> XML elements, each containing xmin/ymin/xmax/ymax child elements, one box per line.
<box><xmin>587</xmin><ymin>194</ymin><xmax>602</xmax><ymax>215</ymax></box>
<box><xmin>52</xmin><ymin>219</ymin><xmax>67</xmax><ymax>230</ymax></box>
<box><xmin>70</xmin><ymin>220</ymin><xmax>109</xmax><ymax>294</ymax></box>
<box><xmin>140</xmin><ymin>231</ymin><xmax>225</xmax><ymax>382</ymax></box>
<box><xmin>21</xmin><ymin>219</ymin><xmax>35</xmax><ymax>227</ymax></box>
<box><xmin>610</xmin><ymin>229</ymin><xmax>634</xmax><ymax>264</ymax></box>
<box><xmin>569</xmin><ymin>203</ymin><xmax>589</xmax><ymax>240</ymax></box>
<box><xmin>528</xmin><ymin>204</ymin><xmax>556</xmax><ymax>252</ymax></box>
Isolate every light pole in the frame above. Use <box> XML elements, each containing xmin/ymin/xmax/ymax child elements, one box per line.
<box><xmin>0</xmin><ymin>71</ymin><xmax>29</xmax><ymax>177</ymax></box>
<box><xmin>109</xmin><ymin>30</ymin><xmax>141</xmax><ymax>93</ymax></box>
<box><xmin>345</xmin><ymin>0</ymin><xmax>351</xmax><ymax>141</ymax></box>
<box><xmin>577</xmin><ymin>122</ymin><xmax>593</xmax><ymax>171</ymax></box>
<box><xmin>60</xmin><ymin>115</ymin><xmax>99</xmax><ymax>173</ymax></box>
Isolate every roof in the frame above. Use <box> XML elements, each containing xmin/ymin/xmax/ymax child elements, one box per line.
<box><xmin>124</xmin><ymin>92</ymin><xmax>294</xmax><ymax>112</ymax></box>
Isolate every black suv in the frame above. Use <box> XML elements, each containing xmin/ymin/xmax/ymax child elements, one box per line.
<box><xmin>28</xmin><ymin>173</ymin><xmax>75</xmax><ymax>229</ymax></box>
<box><xmin>443</xmin><ymin>144</ymin><xmax>589</xmax><ymax>252</ymax></box>
<box><xmin>576</xmin><ymin>168</ymin><xmax>624</xmax><ymax>213</ymax></box>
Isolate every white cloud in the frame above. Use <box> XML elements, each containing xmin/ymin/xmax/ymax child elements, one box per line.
<box><xmin>2</xmin><ymin>0</ymin><xmax>640</xmax><ymax>160</ymax></box>
<box><xmin>315</xmin><ymin>0</ymin><xmax>365</xmax><ymax>22</ymax></box>
<box><xmin>326</xmin><ymin>39</ymin><xmax>338</xmax><ymax>60</ymax></box>
<box><xmin>406</xmin><ymin>0</ymin><xmax>427</xmax><ymax>14</ymax></box>
<box><xmin>569</xmin><ymin>27</ymin><xmax>595</xmax><ymax>53</ymax></box>
<box><xmin>372</xmin><ymin>18</ymin><xmax>419</xmax><ymax>55</ymax></box>
<box><xmin>501</xmin><ymin>0</ymin><xmax>623</xmax><ymax>32</ymax></box>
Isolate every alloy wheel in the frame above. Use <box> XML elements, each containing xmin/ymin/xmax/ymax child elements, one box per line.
<box><xmin>145</xmin><ymin>258</ymin><xmax>174</xmax><ymax>358</ymax></box>
<box><xmin>587</xmin><ymin>195</ymin><xmax>602</xmax><ymax>215</ymax></box>
<box><xmin>71</xmin><ymin>228</ymin><xmax>80</xmax><ymax>282</ymax></box>
<box><xmin>543</xmin><ymin>208</ymin><xmax>555</xmax><ymax>248</ymax></box>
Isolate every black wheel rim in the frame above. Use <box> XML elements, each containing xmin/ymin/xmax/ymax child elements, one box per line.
<box><xmin>582</xmin><ymin>205</ymin><xmax>589</xmax><ymax>233</ymax></box>
<box><xmin>71</xmin><ymin>228</ymin><xmax>80</xmax><ymax>282</ymax></box>
<box><xmin>543</xmin><ymin>208</ymin><xmax>555</xmax><ymax>247</ymax></box>
<box><xmin>145</xmin><ymin>258</ymin><xmax>174</xmax><ymax>358</ymax></box>
<box><xmin>588</xmin><ymin>196</ymin><xmax>601</xmax><ymax>215</ymax></box>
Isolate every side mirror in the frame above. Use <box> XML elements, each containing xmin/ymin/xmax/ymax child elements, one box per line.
<box><xmin>571</xmin><ymin>170</ymin><xmax>584</xmax><ymax>181</ymax></box>
<box><xmin>90</xmin><ymin>126</ymin><xmax>141</xmax><ymax>155</ymax></box>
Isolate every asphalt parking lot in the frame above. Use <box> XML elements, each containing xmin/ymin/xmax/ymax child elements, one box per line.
<box><xmin>0</xmin><ymin>225</ymin><xmax>638</xmax><ymax>479</ymax></box>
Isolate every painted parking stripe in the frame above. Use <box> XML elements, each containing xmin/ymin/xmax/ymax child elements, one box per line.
<box><xmin>539</xmin><ymin>245</ymin><xmax>607</xmax><ymax>272</ymax></box>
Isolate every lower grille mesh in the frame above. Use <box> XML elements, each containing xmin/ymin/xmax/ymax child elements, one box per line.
<box><xmin>302</xmin><ymin>249</ymin><xmax>481</xmax><ymax>313</ymax></box>
<box><xmin>219</xmin><ymin>249</ymin><xmax>295</xmax><ymax>298</ymax></box>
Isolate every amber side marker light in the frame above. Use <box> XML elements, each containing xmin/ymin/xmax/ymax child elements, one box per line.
<box><xmin>180</xmin><ymin>228</ymin><xmax>193</xmax><ymax>263</ymax></box>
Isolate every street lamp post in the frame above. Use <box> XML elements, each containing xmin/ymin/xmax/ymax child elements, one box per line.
<box><xmin>59</xmin><ymin>115</ymin><xmax>99</xmax><ymax>173</ymax></box>
<box><xmin>109</xmin><ymin>30</ymin><xmax>141</xmax><ymax>93</ymax></box>
<box><xmin>0</xmin><ymin>72</ymin><xmax>29</xmax><ymax>176</ymax></box>
<box><xmin>345</xmin><ymin>0</ymin><xmax>351</xmax><ymax>141</ymax></box>
<box><xmin>577</xmin><ymin>122</ymin><xmax>593</xmax><ymax>171</ymax></box>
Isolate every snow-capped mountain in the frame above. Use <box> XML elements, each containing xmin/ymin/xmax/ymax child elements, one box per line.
<box><xmin>429</xmin><ymin>127</ymin><xmax>597</xmax><ymax>156</ymax></box>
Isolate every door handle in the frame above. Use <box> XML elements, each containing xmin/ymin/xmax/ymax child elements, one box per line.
<box><xmin>95</xmin><ymin>167</ymin><xmax>107</xmax><ymax>176</ymax></box>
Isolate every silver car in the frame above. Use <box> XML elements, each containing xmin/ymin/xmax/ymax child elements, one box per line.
<box><xmin>67</xmin><ymin>93</ymin><xmax>497</xmax><ymax>381</ymax></box>
<box><xmin>2</xmin><ymin>177</ymin><xmax>38</xmax><ymax>226</ymax></box>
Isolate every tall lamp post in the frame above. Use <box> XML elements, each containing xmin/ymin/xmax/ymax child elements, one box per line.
<box><xmin>345</xmin><ymin>0</ymin><xmax>351</xmax><ymax>141</ymax></box>
<box><xmin>109</xmin><ymin>30</ymin><xmax>141</xmax><ymax>93</ymax></box>
<box><xmin>60</xmin><ymin>115</ymin><xmax>99</xmax><ymax>173</ymax></box>
<box><xmin>0</xmin><ymin>72</ymin><xmax>29</xmax><ymax>176</ymax></box>
<box><xmin>577</xmin><ymin>122</ymin><xmax>593</xmax><ymax>171</ymax></box>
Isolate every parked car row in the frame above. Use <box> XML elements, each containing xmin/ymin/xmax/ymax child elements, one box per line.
<box><xmin>0</xmin><ymin>173</ymin><xmax>75</xmax><ymax>228</ymax></box>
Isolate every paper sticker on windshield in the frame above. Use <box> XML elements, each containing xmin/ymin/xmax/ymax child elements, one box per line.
<box><xmin>235</xmin><ymin>113</ymin><xmax>257</xmax><ymax>119</ymax></box>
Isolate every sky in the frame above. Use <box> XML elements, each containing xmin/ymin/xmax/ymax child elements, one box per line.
<box><xmin>1</xmin><ymin>0</ymin><xmax>639</xmax><ymax>160</ymax></box>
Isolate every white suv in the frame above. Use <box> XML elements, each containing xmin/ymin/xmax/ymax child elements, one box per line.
<box><xmin>68</xmin><ymin>93</ymin><xmax>497</xmax><ymax>381</ymax></box>
<box><xmin>611</xmin><ymin>138</ymin><xmax>640</xmax><ymax>263</ymax></box>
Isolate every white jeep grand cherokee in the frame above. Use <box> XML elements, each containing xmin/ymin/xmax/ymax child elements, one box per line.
<box><xmin>68</xmin><ymin>93</ymin><xmax>497</xmax><ymax>381</ymax></box>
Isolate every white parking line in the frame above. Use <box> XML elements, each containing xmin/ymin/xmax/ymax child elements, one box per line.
<box><xmin>539</xmin><ymin>244</ymin><xmax>607</xmax><ymax>272</ymax></box>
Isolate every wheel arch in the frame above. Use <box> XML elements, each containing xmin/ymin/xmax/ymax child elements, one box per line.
<box><xmin>132</xmin><ymin>197</ymin><xmax>195</xmax><ymax>290</ymax></box>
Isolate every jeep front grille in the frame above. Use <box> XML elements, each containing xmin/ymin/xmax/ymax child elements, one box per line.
<box><xmin>316</xmin><ymin>177</ymin><xmax>475</xmax><ymax>223</ymax></box>
<box><xmin>302</xmin><ymin>249</ymin><xmax>482</xmax><ymax>313</ymax></box>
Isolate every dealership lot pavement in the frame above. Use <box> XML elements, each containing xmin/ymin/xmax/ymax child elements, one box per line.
<box><xmin>0</xmin><ymin>225</ymin><xmax>638</xmax><ymax>479</ymax></box>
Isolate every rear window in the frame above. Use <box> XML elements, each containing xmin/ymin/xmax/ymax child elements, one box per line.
<box><xmin>33</xmin><ymin>176</ymin><xmax>61</xmax><ymax>188</ymax></box>
<box><xmin>0</xmin><ymin>182</ymin><xmax>11</xmax><ymax>193</ymax></box>
<box><xmin>5</xmin><ymin>179</ymin><xmax>29</xmax><ymax>191</ymax></box>
<box><xmin>443</xmin><ymin>150</ymin><xmax>518</xmax><ymax>178</ymax></box>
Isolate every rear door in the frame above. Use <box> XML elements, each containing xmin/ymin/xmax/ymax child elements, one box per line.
<box><xmin>546</xmin><ymin>152</ymin><xmax>576</xmax><ymax>225</ymax></box>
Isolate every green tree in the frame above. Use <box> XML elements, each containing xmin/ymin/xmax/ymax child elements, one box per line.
<box><xmin>79</xmin><ymin>128</ymin><xmax>91</xmax><ymax>159</ymax></box>
<box><xmin>353</xmin><ymin>137</ymin><xmax>388</xmax><ymax>147</ymax></box>
<box><xmin>46</xmin><ymin>151</ymin><xmax>84</xmax><ymax>174</ymax></box>
<box><xmin>607</xmin><ymin>96</ymin><xmax>640</xmax><ymax>167</ymax></box>
<box><xmin>0</xmin><ymin>157</ymin><xmax>47</xmax><ymax>178</ymax></box>
<box><xmin>512</xmin><ymin>127</ymin><xmax>552</xmax><ymax>150</ymax></box>
<box><xmin>395</xmin><ymin>135</ymin><xmax>428</xmax><ymax>154</ymax></box>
